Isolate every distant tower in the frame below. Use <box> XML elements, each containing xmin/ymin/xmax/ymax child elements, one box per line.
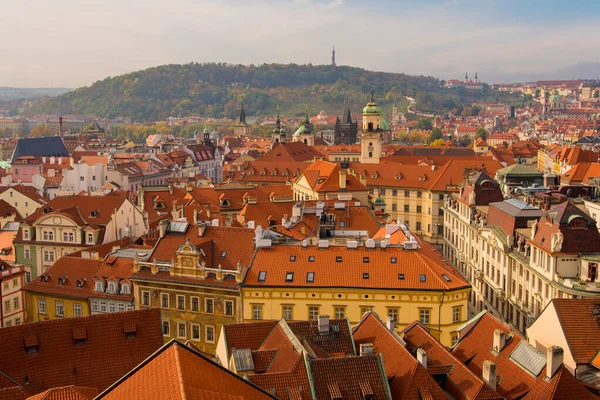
<box><xmin>203</xmin><ymin>124</ymin><xmax>214</xmax><ymax>148</ymax></box>
<box><xmin>332</xmin><ymin>46</ymin><xmax>336</xmax><ymax>66</ymax></box>
<box><xmin>360</xmin><ymin>88</ymin><xmax>383</xmax><ymax>164</ymax></box>
<box><xmin>475</xmin><ymin>72</ymin><xmax>478</xmax><ymax>82</ymax></box>
<box><xmin>293</xmin><ymin>106</ymin><xmax>314</xmax><ymax>146</ymax></box>
<box><xmin>465</xmin><ymin>72</ymin><xmax>469</xmax><ymax>82</ymax></box>
<box><xmin>271</xmin><ymin>104</ymin><xmax>287</xmax><ymax>147</ymax></box>
<box><xmin>234</xmin><ymin>101</ymin><xmax>250</xmax><ymax>137</ymax></box>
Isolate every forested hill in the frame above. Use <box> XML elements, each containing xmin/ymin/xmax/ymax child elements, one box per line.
<box><xmin>27</xmin><ymin>63</ymin><xmax>524</xmax><ymax>121</ymax></box>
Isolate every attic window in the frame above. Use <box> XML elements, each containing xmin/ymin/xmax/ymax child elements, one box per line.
<box><xmin>24</xmin><ymin>334</ymin><xmax>39</xmax><ymax>354</ymax></box>
<box><xmin>290</xmin><ymin>256</ymin><xmax>296</xmax><ymax>262</ymax></box>
<box><xmin>420</xmin><ymin>274</ymin><xmax>426</xmax><ymax>282</ymax></box>
<box><xmin>570</xmin><ymin>217</ymin><xmax>587</xmax><ymax>229</ymax></box>
<box><xmin>76</xmin><ymin>279</ymin><xmax>86</xmax><ymax>288</ymax></box>
<box><xmin>441</xmin><ymin>274</ymin><xmax>452</xmax><ymax>282</ymax></box>
<box><xmin>271</xmin><ymin>171</ymin><xmax>277</xmax><ymax>176</ymax></box>
<box><xmin>481</xmin><ymin>181</ymin><xmax>494</xmax><ymax>190</ymax></box>
<box><xmin>220</xmin><ymin>251</ymin><xmax>227</xmax><ymax>259</ymax></box>
<box><xmin>260</xmin><ymin>171</ymin><xmax>266</xmax><ymax>176</ymax></box>
<box><xmin>0</xmin><ymin>248</ymin><xmax>11</xmax><ymax>256</ymax></box>
<box><xmin>363</xmin><ymin>257</ymin><xmax>370</xmax><ymax>263</ymax></box>
<box><xmin>339</xmin><ymin>221</ymin><xmax>346</xmax><ymax>228</ymax></box>
<box><xmin>285</xmin><ymin>272</ymin><xmax>294</xmax><ymax>282</ymax></box>
<box><xmin>336</xmin><ymin>256</ymin><xmax>342</xmax><ymax>262</ymax></box>
<box><xmin>154</xmin><ymin>201</ymin><xmax>165</xmax><ymax>210</ymax></box>
<box><xmin>371</xmin><ymin>174</ymin><xmax>378</xmax><ymax>179</ymax></box>
<box><xmin>249</xmin><ymin>171</ymin><xmax>254</xmax><ymax>175</ymax></box>
<box><xmin>395</xmin><ymin>174</ymin><xmax>402</xmax><ymax>180</ymax></box>
<box><xmin>391</xmin><ymin>257</ymin><xmax>397</xmax><ymax>264</ymax></box>
<box><xmin>398</xmin><ymin>274</ymin><xmax>405</xmax><ymax>280</ymax></box>
<box><xmin>258</xmin><ymin>271</ymin><xmax>267</xmax><ymax>282</ymax></box>
<box><xmin>58</xmin><ymin>277</ymin><xmax>66</xmax><ymax>285</ymax></box>
<box><xmin>89</xmin><ymin>210</ymin><xmax>99</xmax><ymax>217</ymax></box>
<box><xmin>308</xmin><ymin>256</ymin><xmax>315</xmax><ymax>262</ymax></box>
<box><xmin>363</xmin><ymin>272</ymin><xmax>369</xmax><ymax>279</ymax></box>
<box><xmin>307</xmin><ymin>272</ymin><xmax>315</xmax><ymax>283</ymax></box>
<box><xmin>40</xmin><ymin>275</ymin><xmax>48</xmax><ymax>283</ymax></box>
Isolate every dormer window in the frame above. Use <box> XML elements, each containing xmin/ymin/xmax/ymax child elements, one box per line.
<box><xmin>23</xmin><ymin>229</ymin><xmax>29</xmax><ymax>240</ymax></box>
<box><xmin>57</xmin><ymin>276</ymin><xmax>67</xmax><ymax>285</ymax></box>
<box><xmin>94</xmin><ymin>281</ymin><xmax>104</xmax><ymax>292</ymax></box>
<box><xmin>570</xmin><ymin>217</ymin><xmax>587</xmax><ymax>229</ymax></box>
<box><xmin>89</xmin><ymin>210</ymin><xmax>99</xmax><ymax>218</ymax></box>
<box><xmin>40</xmin><ymin>274</ymin><xmax>49</xmax><ymax>283</ymax></box>
<box><xmin>87</xmin><ymin>233</ymin><xmax>94</xmax><ymax>244</ymax></box>
<box><xmin>108</xmin><ymin>282</ymin><xmax>117</xmax><ymax>294</ymax></box>
<box><xmin>481</xmin><ymin>181</ymin><xmax>495</xmax><ymax>190</ymax></box>
<box><xmin>76</xmin><ymin>279</ymin><xmax>86</xmax><ymax>288</ymax></box>
<box><xmin>121</xmin><ymin>283</ymin><xmax>130</xmax><ymax>294</ymax></box>
<box><xmin>154</xmin><ymin>201</ymin><xmax>165</xmax><ymax>210</ymax></box>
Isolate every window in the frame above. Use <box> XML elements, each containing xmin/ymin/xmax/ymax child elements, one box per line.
<box><xmin>63</xmin><ymin>232</ymin><xmax>74</xmax><ymax>242</ymax></box>
<box><xmin>192</xmin><ymin>324</ymin><xmax>200</xmax><ymax>340</ymax></box>
<box><xmin>420</xmin><ymin>309</ymin><xmax>430</xmax><ymax>324</ymax></box>
<box><xmin>308</xmin><ymin>256</ymin><xmax>315</xmax><ymax>262</ymax></box>
<box><xmin>161</xmin><ymin>293</ymin><xmax>169</xmax><ymax>308</ymax></box>
<box><xmin>252</xmin><ymin>305</ymin><xmax>263</xmax><ymax>320</ymax></box>
<box><xmin>258</xmin><ymin>271</ymin><xmax>267</xmax><ymax>282</ymax></box>
<box><xmin>87</xmin><ymin>233</ymin><xmax>94</xmax><ymax>244</ymax></box>
<box><xmin>363</xmin><ymin>272</ymin><xmax>370</xmax><ymax>279</ymax></box>
<box><xmin>392</xmin><ymin>204</ymin><xmax>397</xmax><ymax>211</ymax></box>
<box><xmin>335</xmin><ymin>307</ymin><xmax>345</xmax><ymax>319</ymax></box>
<box><xmin>306</xmin><ymin>272</ymin><xmax>315</xmax><ymax>283</ymax></box>
<box><xmin>388</xmin><ymin>308</ymin><xmax>399</xmax><ymax>322</ymax></box>
<box><xmin>191</xmin><ymin>297</ymin><xmax>199</xmax><ymax>312</ymax></box>
<box><xmin>283</xmin><ymin>305</ymin><xmax>293</xmax><ymax>320</ymax></box>
<box><xmin>178</xmin><ymin>323</ymin><xmax>186</xmax><ymax>339</ymax></box>
<box><xmin>404</xmin><ymin>205</ymin><xmax>409</xmax><ymax>212</ymax></box>
<box><xmin>24</xmin><ymin>248</ymin><xmax>30</xmax><ymax>259</ymax></box>
<box><xmin>309</xmin><ymin>306</ymin><xmax>319</xmax><ymax>320</ymax></box>
<box><xmin>91</xmin><ymin>299</ymin><xmax>99</xmax><ymax>312</ymax></box>
<box><xmin>398</xmin><ymin>273</ymin><xmax>405</xmax><ymax>280</ymax></box>
<box><xmin>453</xmin><ymin>307</ymin><xmax>461</xmax><ymax>322</ymax></box>
<box><xmin>4</xmin><ymin>300</ymin><xmax>9</xmax><ymax>313</ymax></box>
<box><xmin>12</xmin><ymin>278</ymin><xmax>17</xmax><ymax>287</ymax></box>
<box><xmin>404</xmin><ymin>190</ymin><xmax>410</xmax><ymax>197</ymax></box>
<box><xmin>38</xmin><ymin>298</ymin><xmax>46</xmax><ymax>314</ymax></box>
<box><xmin>142</xmin><ymin>291</ymin><xmax>150</xmax><ymax>306</ymax></box>
<box><xmin>439</xmin><ymin>194</ymin><xmax>444</xmax><ymax>200</ymax></box>
<box><xmin>392</xmin><ymin>190</ymin><xmax>398</xmax><ymax>196</ymax></box>
<box><xmin>23</xmin><ymin>230</ymin><xmax>29</xmax><ymax>240</ymax></box>
<box><xmin>439</xmin><ymin>208</ymin><xmax>444</xmax><ymax>216</ymax></box>
<box><xmin>336</xmin><ymin>256</ymin><xmax>342</xmax><ymax>263</ymax></box>
<box><xmin>74</xmin><ymin>303</ymin><xmax>82</xmax><ymax>317</ymax></box>
<box><xmin>205</xmin><ymin>298</ymin><xmax>214</xmax><ymax>314</ymax></box>
<box><xmin>416</xmin><ymin>206</ymin><xmax>422</xmax><ymax>213</ymax></box>
<box><xmin>451</xmin><ymin>333</ymin><xmax>458</xmax><ymax>346</ymax></box>
<box><xmin>100</xmin><ymin>301</ymin><xmax>107</xmax><ymax>312</ymax></box>
<box><xmin>43</xmin><ymin>250</ymin><xmax>54</xmax><ymax>262</ymax></box>
<box><xmin>290</xmin><ymin>255</ymin><xmax>296</xmax><ymax>262</ymax></box>
<box><xmin>363</xmin><ymin>257</ymin><xmax>370</xmax><ymax>263</ymax></box>
<box><xmin>177</xmin><ymin>295</ymin><xmax>185</xmax><ymax>310</ymax></box>
<box><xmin>56</xmin><ymin>300</ymin><xmax>64</xmax><ymax>317</ymax></box>
<box><xmin>205</xmin><ymin>325</ymin><xmax>215</xmax><ymax>343</ymax></box>
<box><xmin>121</xmin><ymin>284</ymin><xmax>130</xmax><ymax>294</ymax></box>
<box><xmin>391</xmin><ymin>257</ymin><xmax>397</xmax><ymax>264</ymax></box>
<box><xmin>162</xmin><ymin>321</ymin><xmax>170</xmax><ymax>336</ymax></box>
<box><xmin>417</xmin><ymin>191</ymin><xmax>422</xmax><ymax>198</ymax></box>
<box><xmin>15</xmin><ymin>318</ymin><xmax>20</xmax><ymax>325</ymax></box>
<box><xmin>80</xmin><ymin>176</ymin><xmax>84</xmax><ymax>182</ymax></box>
<box><xmin>361</xmin><ymin>306</ymin><xmax>372</xmax><ymax>315</ymax></box>
<box><xmin>416</xmin><ymin>222</ymin><xmax>422</xmax><ymax>231</ymax></box>
<box><xmin>285</xmin><ymin>272</ymin><xmax>294</xmax><ymax>282</ymax></box>
<box><xmin>225</xmin><ymin>300</ymin><xmax>233</xmax><ymax>316</ymax></box>
<box><xmin>13</xmin><ymin>297</ymin><xmax>19</xmax><ymax>309</ymax></box>
<box><xmin>118</xmin><ymin>303</ymin><xmax>125</xmax><ymax>312</ymax></box>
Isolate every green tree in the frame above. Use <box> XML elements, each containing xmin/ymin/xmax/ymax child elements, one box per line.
<box><xmin>427</xmin><ymin>127</ymin><xmax>443</xmax><ymax>144</ymax></box>
<box><xmin>476</xmin><ymin>128</ymin><xmax>487</xmax><ymax>140</ymax></box>
<box><xmin>414</xmin><ymin>118</ymin><xmax>433</xmax><ymax>130</ymax></box>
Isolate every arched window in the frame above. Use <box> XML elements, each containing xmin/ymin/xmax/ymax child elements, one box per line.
<box><xmin>304</xmin><ymin>139</ymin><xmax>308</xmax><ymax>145</ymax></box>
<box><xmin>570</xmin><ymin>217</ymin><xmax>586</xmax><ymax>229</ymax></box>
<box><xmin>368</xmin><ymin>122</ymin><xmax>374</xmax><ymax>132</ymax></box>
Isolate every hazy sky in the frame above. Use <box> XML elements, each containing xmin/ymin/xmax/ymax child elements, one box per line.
<box><xmin>1</xmin><ymin>0</ymin><xmax>599</xmax><ymax>88</ymax></box>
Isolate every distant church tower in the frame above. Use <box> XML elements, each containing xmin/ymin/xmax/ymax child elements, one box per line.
<box><xmin>271</xmin><ymin>105</ymin><xmax>287</xmax><ymax>148</ymax></box>
<box><xmin>360</xmin><ymin>89</ymin><xmax>383</xmax><ymax>164</ymax></box>
<box><xmin>334</xmin><ymin>106</ymin><xmax>357</xmax><ymax>145</ymax></box>
<box><xmin>234</xmin><ymin>102</ymin><xmax>250</xmax><ymax>137</ymax></box>
<box><xmin>293</xmin><ymin>106</ymin><xmax>314</xmax><ymax>146</ymax></box>
<box><xmin>332</xmin><ymin>46</ymin><xmax>336</xmax><ymax>66</ymax></box>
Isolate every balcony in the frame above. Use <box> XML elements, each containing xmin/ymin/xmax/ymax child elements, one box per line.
<box><xmin>557</xmin><ymin>276</ymin><xmax>600</xmax><ymax>293</ymax></box>
<box><xmin>476</xmin><ymin>270</ymin><xmax>485</xmax><ymax>280</ymax></box>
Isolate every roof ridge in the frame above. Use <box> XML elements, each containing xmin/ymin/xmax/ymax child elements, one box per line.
<box><xmin>174</xmin><ymin>344</ymin><xmax>188</xmax><ymax>400</ymax></box>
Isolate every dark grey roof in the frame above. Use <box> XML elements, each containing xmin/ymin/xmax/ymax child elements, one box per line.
<box><xmin>489</xmin><ymin>199</ymin><xmax>544</xmax><ymax>218</ymax></box>
<box><xmin>574</xmin><ymin>136</ymin><xmax>600</xmax><ymax>145</ymax></box>
<box><xmin>11</xmin><ymin>136</ymin><xmax>69</xmax><ymax>163</ymax></box>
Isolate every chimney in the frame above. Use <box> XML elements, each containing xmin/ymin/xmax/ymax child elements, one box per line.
<box><xmin>193</xmin><ymin>209</ymin><xmax>198</xmax><ymax>224</ymax></box>
<box><xmin>493</xmin><ymin>329</ymin><xmax>506</xmax><ymax>353</ymax></box>
<box><xmin>360</xmin><ymin>343</ymin><xmax>374</xmax><ymax>356</ymax></box>
<box><xmin>158</xmin><ymin>220</ymin><xmax>169</xmax><ymax>238</ymax></box>
<box><xmin>360</xmin><ymin>175</ymin><xmax>367</xmax><ymax>187</ymax></box>
<box><xmin>339</xmin><ymin>170</ymin><xmax>347</xmax><ymax>191</ymax></box>
<box><xmin>546</xmin><ymin>345</ymin><xmax>564</xmax><ymax>379</ymax></box>
<box><xmin>385</xmin><ymin>316</ymin><xmax>395</xmax><ymax>332</ymax></box>
<box><xmin>318</xmin><ymin>315</ymin><xmax>330</xmax><ymax>335</ymax></box>
<box><xmin>416</xmin><ymin>348</ymin><xmax>427</xmax><ymax>368</ymax></box>
<box><xmin>59</xmin><ymin>116</ymin><xmax>63</xmax><ymax>137</ymax></box>
<box><xmin>482</xmin><ymin>360</ymin><xmax>497</xmax><ymax>390</ymax></box>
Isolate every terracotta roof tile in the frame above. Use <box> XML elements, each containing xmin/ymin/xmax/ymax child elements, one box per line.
<box><xmin>551</xmin><ymin>299</ymin><xmax>600</xmax><ymax>365</ymax></box>
<box><xmin>26</xmin><ymin>386</ymin><xmax>98</xmax><ymax>400</ymax></box>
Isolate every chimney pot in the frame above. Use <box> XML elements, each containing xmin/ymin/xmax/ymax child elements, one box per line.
<box><xmin>546</xmin><ymin>345</ymin><xmax>564</xmax><ymax>379</ymax></box>
<box><xmin>493</xmin><ymin>329</ymin><xmax>506</xmax><ymax>353</ymax></box>
<box><xmin>482</xmin><ymin>360</ymin><xmax>497</xmax><ymax>390</ymax></box>
<box><xmin>416</xmin><ymin>347</ymin><xmax>427</xmax><ymax>368</ymax></box>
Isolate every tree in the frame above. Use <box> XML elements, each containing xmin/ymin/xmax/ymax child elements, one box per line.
<box><xmin>414</xmin><ymin>118</ymin><xmax>433</xmax><ymax>130</ymax></box>
<box><xmin>29</xmin><ymin>124</ymin><xmax>56</xmax><ymax>137</ymax></box>
<box><xmin>430</xmin><ymin>139</ymin><xmax>445</xmax><ymax>147</ymax></box>
<box><xmin>427</xmin><ymin>127</ymin><xmax>443</xmax><ymax>144</ymax></box>
<box><xmin>476</xmin><ymin>128</ymin><xmax>487</xmax><ymax>140</ymax></box>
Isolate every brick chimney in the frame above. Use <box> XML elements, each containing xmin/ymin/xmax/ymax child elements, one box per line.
<box><xmin>416</xmin><ymin>348</ymin><xmax>427</xmax><ymax>368</ymax></box>
<box><xmin>546</xmin><ymin>345</ymin><xmax>564</xmax><ymax>379</ymax></box>
<box><xmin>482</xmin><ymin>360</ymin><xmax>497</xmax><ymax>391</ymax></box>
<box><xmin>493</xmin><ymin>329</ymin><xmax>506</xmax><ymax>354</ymax></box>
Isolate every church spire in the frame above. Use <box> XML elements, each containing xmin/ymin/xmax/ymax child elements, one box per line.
<box><xmin>237</xmin><ymin>101</ymin><xmax>247</xmax><ymax>125</ymax></box>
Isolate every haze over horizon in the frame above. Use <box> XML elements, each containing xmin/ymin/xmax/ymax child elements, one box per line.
<box><xmin>1</xmin><ymin>0</ymin><xmax>599</xmax><ymax>88</ymax></box>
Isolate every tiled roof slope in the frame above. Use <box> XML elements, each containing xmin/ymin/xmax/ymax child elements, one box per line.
<box><xmin>246</xmin><ymin>245</ymin><xmax>468</xmax><ymax>291</ymax></box>
<box><xmin>26</xmin><ymin>386</ymin><xmax>97</xmax><ymax>400</ymax></box>
<box><xmin>0</xmin><ymin>309</ymin><xmax>164</xmax><ymax>397</ymax></box>
<box><xmin>551</xmin><ymin>299</ymin><xmax>600</xmax><ymax>364</ymax></box>
<box><xmin>403</xmin><ymin>323</ymin><xmax>502</xmax><ymax>400</ymax></box>
<box><xmin>353</xmin><ymin>312</ymin><xmax>450</xmax><ymax>400</ymax></box>
<box><xmin>97</xmin><ymin>340</ymin><xmax>276</xmax><ymax>400</ymax></box>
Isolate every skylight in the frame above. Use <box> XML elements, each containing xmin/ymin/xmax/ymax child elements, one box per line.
<box><xmin>391</xmin><ymin>257</ymin><xmax>397</xmax><ymax>264</ymax></box>
<box><xmin>398</xmin><ymin>274</ymin><xmax>405</xmax><ymax>280</ymax></box>
<box><xmin>420</xmin><ymin>274</ymin><xmax>426</xmax><ymax>282</ymax></box>
<box><xmin>336</xmin><ymin>256</ymin><xmax>342</xmax><ymax>262</ymax></box>
<box><xmin>286</xmin><ymin>272</ymin><xmax>294</xmax><ymax>282</ymax></box>
<box><xmin>308</xmin><ymin>256</ymin><xmax>315</xmax><ymax>262</ymax></box>
<box><xmin>258</xmin><ymin>271</ymin><xmax>266</xmax><ymax>282</ymax></box>
<box><xmin>220</xmin><ymin>251</ymin><xmax>227</xmax><ymax>259</ymax></box>
<box><xmin>363</xmin><ymin>272</ymin><xmax>369</xmax><ymax>279</ymax></box>
<box><xmin>363</xmin><ymin>257</ymin><xmax>369</xmax><ymax>263</ymax></box>
<box><xmin>290</xmin><ymin>256</ymin><xmax>296</xmax><ymax>262</ymax></box>
<box><xmin>306</xmin><ymin>272</ymin><xmax>315</xmax><ymax>283</ymax></box>
<box><xmin>441</xmin><ymin>274</ymin><xmax>451</xmax><ymax>282</ymax></box>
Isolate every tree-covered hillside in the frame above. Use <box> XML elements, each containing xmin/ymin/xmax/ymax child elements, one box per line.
<box><xmin>27</xmin><ymin>63</ymin><xmax>525</xmax><ymax>121</ymax></box>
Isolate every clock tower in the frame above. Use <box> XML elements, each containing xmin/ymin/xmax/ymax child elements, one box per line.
<box><xmin>360</xmin><ymin>89</ymin><xmax>383</xmax><ymax>164</ymax></box>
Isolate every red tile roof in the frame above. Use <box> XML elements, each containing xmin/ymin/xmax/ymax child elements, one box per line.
<box><xmin>551</xmin><ymin>299</ymin><xmax>600</xmax><ymax>365</ymax></box>
<box><xmin>97</xmin><ymin>340</ymin><xmax>276</xmax><ymax>399</ymax></box>
<box><xmin>0</xmin><ymin>309</ymin><xmax>164</xmax><ymax>397</ymax></box>
<box><xmin>26</xmin><ymin>386</ymin><xmax>98</xmax><ymax>400</ymax></box>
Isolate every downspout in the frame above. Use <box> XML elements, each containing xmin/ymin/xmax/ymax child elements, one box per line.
<box><xmin>438</xmin><ymin>290</ymin><xmax>446</xmax><ymax>338</ymax></box>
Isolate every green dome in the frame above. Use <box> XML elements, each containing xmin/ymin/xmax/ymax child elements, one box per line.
<box><xmin>293</xmin><ymin>122</ymin><xmax>312</xmax><ymax>137</ymax></box>
<box><xmin>363</xmin><ymin>101</ymin><xmax>382</xmax><ymax>114</ymax></box>
<box><xmin>380</xmin><ymin>118</ymin><xmax>390</xmax><ymax>131</ymax></box>
<box><xmin>373</xmin><ymin>197</ymin><xmax>386</xmax><ymax>205</ymax></box>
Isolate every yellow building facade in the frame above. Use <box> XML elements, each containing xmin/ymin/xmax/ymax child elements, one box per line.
<box><xmin>25</xmin><ymin>291</ymin><xmax>90</xmax><ymax>322</ymax></box>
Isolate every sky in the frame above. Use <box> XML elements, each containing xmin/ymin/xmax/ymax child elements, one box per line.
<box><xmin>1</xmin><ymin>0</ymin><xmax>599</xmax><ymax>88</ymax></box>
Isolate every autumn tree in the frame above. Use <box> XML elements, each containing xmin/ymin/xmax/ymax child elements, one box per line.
<box><xmin>476</xmin><ymin>128</ymin><xmax>487</xmax><ymax>140</ymax></box>
<box><xmin>29</xmin><ymin>124</ymin><xmax>56</xmax><ymax>137</ymax></box>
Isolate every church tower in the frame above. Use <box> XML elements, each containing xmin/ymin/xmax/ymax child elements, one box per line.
<box><xmin>360</xmin><ymin>89</ymin><xmax>382</xmax><ymax>164</ymax></box>
<box><xmin>203</xmin><ymin>124</ymin><xmax>214</xmax><ymax>148</ymax></box>
<box><xmin>271</xmin><ymin>105</ymin><xmax>287</xmax><ymax>148</ymax></box>
<box><xmin>293</xmin><ymin>106</ymin><xmax>314</xmax><ymax>146</ymax></box>
<box><xmin>332</xmin><ymin>46</ymin><xmax>336</xmax><ymax>66</ymax></box>
<box><xmin>234</xmin><ymin>102</ymin><xmax>250</xmax><ymax>137</ymax></box>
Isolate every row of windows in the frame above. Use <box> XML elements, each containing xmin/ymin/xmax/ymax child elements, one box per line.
<box><xmin>29</xmin><ymin>230</ymin><xmax>95</xmax><ymax>244</ymax></box>
<box><xmin>141</xmin><ymin>292</ymin><xmax>234</xmax><ymax>316</ymax></box>
<box><xmin>3</xmin><ymin>317</ymin><xmax>22</xmax><ymax>327</ymax></box>
<box><xmin>251</xmin><ymin>305</ymin><xmax>460</xmax><ymax>325</ymax></box>
<box><xmin>162</xmin><ymin>320</ymin><xmax>215</xmax><ymax>343</ymax></box>
<box><xmin>3</xmin><ymin>297</ymin><xmax>20</xmax><ymax>312</ymax></box>
<box><xmin>91</xmin><ymin>299</ymin><xmax>134</xmax><ymax>313</ymax></box>
<box><xmin>2</xmin><ymin>278</ymin><xmax>20</xmax><ymax>290</ymax></box>
<box><xmin>37</xmin><ymin>298</ymin><xmax>83</xmax><ymax>317</ymax></box>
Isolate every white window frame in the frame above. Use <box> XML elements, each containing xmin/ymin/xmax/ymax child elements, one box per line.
<box><xmin>142</xmin><ymin>291</ymin><xmax>150</xmax><ymax>306</ymax></box>
<box><xmin>56</xmin><ymin>300</ymin><xmax>64</xmax><ymax>317</ymax></box>
<box><xmin>24</xmin><ymin>248</ymin><xmax>30</xmax><ymax>259</ymax></box>
<box><xmin>38</xmin><ymin>298</ymin><xmax>46</xmax><ymax>314</ymax></box>
<box><xmin>225</xmin><ymin>300</ymin><xmax>233</xmax><ymax>316</ymax></box>
<box><xmin>191</xmin><ymin>324</ymin><xmax>200</xmax><ymax>340</ymax></box>
<box><xmin>74</xmin><ymin>303</ymin><xmax>82</xmax><ymax>317</ymax></box>
<box><xmin>252</xmin><ymin>305</ymin><xmax>262</xmax><ymax>320</ymax></box>
<box><xmin>205</xmin><ymin>325</ymin><xmax>215</xmax><ymax>343</ymax></box>
<box><xmin>178</xmin><ymin>322</ymin><xmax>186</xmax><ymax>339</ymax></box>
